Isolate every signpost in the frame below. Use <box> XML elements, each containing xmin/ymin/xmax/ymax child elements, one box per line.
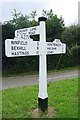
<box><xmin>5</xmin><ymin>17</ymin><xmax>66</xmax><ymax>112</ymax></box>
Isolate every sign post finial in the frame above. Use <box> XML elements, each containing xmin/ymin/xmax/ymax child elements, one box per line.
<box><xmin>38</xmin><ymin>17</ymin><xmax>47</xmax><ymax>22</ymax></box>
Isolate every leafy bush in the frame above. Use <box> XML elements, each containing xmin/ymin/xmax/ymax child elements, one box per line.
<box><xmin>71</xmin><ymin>45</ymin><xmax>80</xmax><ymax>66</ymax></box>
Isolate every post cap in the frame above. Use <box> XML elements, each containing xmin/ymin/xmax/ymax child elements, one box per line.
<box><xmin>38</xmin><ymin>17</ymin><xmax>47</xmax><ymax>22</ymax></box>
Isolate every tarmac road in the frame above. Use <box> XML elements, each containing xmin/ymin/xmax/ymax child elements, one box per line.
<box><xmin>2</xmin><ymin>70</ymin><xmax>78</xmax><ymax>90</ymax></box>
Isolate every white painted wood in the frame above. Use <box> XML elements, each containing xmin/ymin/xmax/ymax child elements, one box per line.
<box><xmin>15</xmin><ymin>26</ymin><xmax>40</xmax><ymax>39</ymax></box>
<box><xmin>46</xmin><ymin>39</ymin><xmax>66</xmax><ymax>55</ymax></box>
<box><xmin>5</xmin><ymin>38</ymin><xmax>66</xmax><ymax>57</ymax></box>
<box><xmin>38</xmin><ymin>21</ymin><xmax>48</xmax><ymax>99</ymax></box>
<box><xmin>5</xmin><ymin>38</ymin><xmax>39</xmax><ymax>57</ymax></box>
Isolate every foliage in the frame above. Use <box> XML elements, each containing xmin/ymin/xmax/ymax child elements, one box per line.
<box><xmin>42</xmin><ymin>9</ymin><xmax>54</xmax><ymax>19</ymax></box>
<box><xmin>61</xmin><ymin>25</ymin><xmax>80</xmax><ymax>48</ymax></box>
<box><xmin>30</xmin><ymin>10</ymin><xmax>37</xmax><ymax>21</ymax></box>
<box><xmin>71</xmin><ymin>45</ymin><xmax>80</xmax><ymax>65</ymax></box>
<box><xmin>0</xmin><ymin>90</ymin><xmax>2</xmax><ymax>119</ymax></box>
<box><xmin>2</xmin><ymin>78</ymin><xmax>78</xmax><ymax>118</ymax></box>
<box><xmin>46</xmin><ymin>15</ymin><xmax>64</xmax><ymax>42</ymax></box>
<box><xmin>60</xmin><ymin>25</ymin><xmax>80</xmax><ymax>67</ymax></box>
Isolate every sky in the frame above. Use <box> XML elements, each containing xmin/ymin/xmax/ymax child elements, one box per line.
<box><xmin>0</xmin><ymin>0</ymin><xmax>80</xmax><ymax>26</ymax></box>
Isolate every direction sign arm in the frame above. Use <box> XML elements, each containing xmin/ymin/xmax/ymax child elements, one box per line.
<box><xmin>15</xmin><ymin>25</ymin><xmax>40</xmax><ymax>38</ymax></box>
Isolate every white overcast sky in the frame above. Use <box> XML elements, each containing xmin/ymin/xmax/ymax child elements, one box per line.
<box><xmin>0</xmin><ymin>0</ymin><xmax>80</xmax><ymax>26</ymax></box>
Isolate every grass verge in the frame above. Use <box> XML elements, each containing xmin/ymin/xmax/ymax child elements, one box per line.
<box><xmin>0</xmin><ymin>90</ymin><xmax>2</xmax><ymax>119</ymax></box>
<box><xmin>2</xmin><ymin>78</ymin><xmax>78</xmax><ymax>118</ymax></box>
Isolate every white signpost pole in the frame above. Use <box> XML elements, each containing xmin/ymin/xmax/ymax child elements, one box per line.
<box><xmin>38</xmin><ymin>17</ymin><xmax>48</xmax><ymax>112</ymax></box>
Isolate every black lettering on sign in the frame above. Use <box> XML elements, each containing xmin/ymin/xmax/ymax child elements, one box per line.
<box><xmin>30</xmin><ymin>27</ymin><xmax>36</xmax><ymax>31</ymax></box>
<box><xmin>21</xmin><ymin>33</ymin><xmax>25</xmax><ymax>39</ymax></box>
<box><xmin>28</xmin><ymin>31</ymin><xmax>35</xmax><ymax>35</ymax></box>
<box><xmin>47</xmin><ymin>43</ymin><xmax>53</xmax><ymax>46</ymax></box>
<box><xmin>37</xmin><ymin>47</ymin><xmax>39</xmax><ymax>50</ymax></box>
<box><xmin>37</xmin><ymin>42</ymin><xmax>39</xmax><ymax>46</ymax></box>
<box><xmin>11</xmin><ymin>51</ymin><xmax>29</xmax><ymax>56</ymax></box>
<box><xmin>25</xmin><ymin>35</ymin><xmax>30</xmax><ymax>39</ymax></box>
<box><xmin>11</xmin><ymin>41</ymin><xmax>19</xmax><ymax>45</ymax></box>
<box><xmin>47</xmin><ymin>43</ymin><xmax>61</xmax><ymax>47</ymax></box>
<box><xmin>47</xmin><ymin>51</ymin><xmax>54</xmax><ymax>54</ymax></box>
<box><xmin>11</xmin><ymin>41</ymin><xmax>28</xmax><ymax>45</ymax></box>
<box><xmin>36</xmin><ymin>51</ymin><xmax>39</xmax><ymax>55</ymax></box>
<box><xmin>11</xmin><ymin>46</ymin><xmax>26</xmax><ymax>50</ymax></box>
<box><xmin>52</xmin><ymin>47</ymin><xmax>56</xmax><ymax>50</ymax></box>
<box><xmin>37</xmin><ymin>42</ymin><xmax>39</xmax><ymax>50</ymax></box>
<box><xmin>47</xmin><ymin>47</ymin><xmax>56</xmax><ymax>50</ymax></box>
<box><xmin>17</xmin><ymin>28</ymin><xmax>28</xmax><ymax>33</ymax></box>
<box><xmin>28</xmin><ymin>27</ymin><xmax>37</xmax><ymax>35</ymax></box>
<box><xmin>47</xmin><ymin>47</ymin><xmax>51</xmax><ymax>50</ymax></box>
<box><xmin>53</xmin><ymin>43</ymin><xmax>61</xmax><ymax>47</ymax></box>
<box><xmin>17</xmin><ymin>33</ymin><xmax>19</xmax><ymax>37</ymax></box>
<box><xmin>11</xmin><ymin>52</ymin><xmax>15</xmax><ymax>55</ymax></box>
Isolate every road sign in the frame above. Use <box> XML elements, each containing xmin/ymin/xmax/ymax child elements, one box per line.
<box><xmin>5</xmin><ymin>17</ymin><xmax>66</xmax><ymax>112</ymax></box>
<box><xmin>5</xmin><ymin>38</ymin><xmax>39</xmax><ymax>57</ymax></box>
<box><xmin>15</xmin><ymin>26</ymin><xmax>40</xmax><ymax>39</ymax></box>
<box><xmin>46</xmin><ymin>39</ymin><xmax>66</xmax><ymax>55</ymax></box>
